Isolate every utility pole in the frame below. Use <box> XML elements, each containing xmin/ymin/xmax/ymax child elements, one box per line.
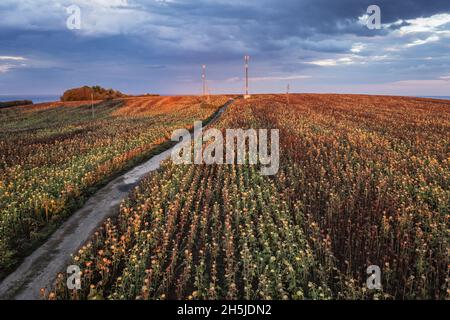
<box><xmin>206</xmin><ymin>84</ymin><xmax>211</xmax><ymax>104</ymax></box>
<box><xmin>286</xmin><ymin>84</ymin><xmax>290</xmax><ymax>105</ymax></box>
<box><xmin>91</xmin><ymin>90</ymin><xmax>94</xmax><ymax>119</ymax></box>
<box><xmin>244</xmin><ymin>55</ymin><xmax>250</xmax><ymax>99</ymax></box>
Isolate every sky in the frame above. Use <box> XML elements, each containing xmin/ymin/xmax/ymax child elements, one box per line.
<box><xmin>0</xmin><ymin>0</ymin><xmax>449</xmax><ymax>96</ymax></box>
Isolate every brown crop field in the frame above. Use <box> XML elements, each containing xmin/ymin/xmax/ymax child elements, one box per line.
<box><xmin>41</xmin><ymin>94</ymin><xmax>449</xmax><ymax>300</ymax></box>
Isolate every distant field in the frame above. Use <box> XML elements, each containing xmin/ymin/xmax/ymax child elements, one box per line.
<box><xmin>49</xmin><ymin>94</ymin><xmax>449</xmax><ymax>300</ymax></box>
<box><xmin>0</xmin><ymin>96</ymin><xmax>229</xmax><ymax>277</ymax></box>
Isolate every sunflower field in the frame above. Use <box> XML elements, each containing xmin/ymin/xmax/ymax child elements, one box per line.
<box><xmin>27</xmin><ymin>94</ymin><xmax>450</xmax><ymax>299</ymax></box>
<box><xmin>0</xmin><ymin>96</ymin><xmax>228</xmax><ymax>277</ymax></box>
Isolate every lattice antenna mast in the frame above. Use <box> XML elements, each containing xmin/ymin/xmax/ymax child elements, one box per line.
<box><xmin>202</xmin><ymin>65</ymin><xmax>206</xmax><ymax>97</ymax></box>
<box><xmin>244</xmin><ymin>55</ymin><xmax>250</xmax><ymax>98</ymax></box>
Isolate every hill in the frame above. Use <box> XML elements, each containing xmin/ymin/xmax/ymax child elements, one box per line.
<box><xmin>61</xmin><ymin>86</ymin><xmax>126</xmax><ymax>102</ymax></box>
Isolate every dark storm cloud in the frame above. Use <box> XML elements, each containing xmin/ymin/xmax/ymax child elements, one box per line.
<box><xmin>0</xmin><ymin>0</ymin><xmax>449</xmax><ymax>95</ymax></box>
<box><xmin>136</xmin><ymin>0</ymin><xmax>450</xmax><ymax>36</ymax></box>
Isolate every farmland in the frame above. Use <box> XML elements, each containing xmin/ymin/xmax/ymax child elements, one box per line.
<box><xmin>0</xmin><ymin>96</ymin><xmax>228</xmax><ymax>277</ymax></box>
<box><xmin>46</xmin><ymin>94</ymin><xmax>449</xmax><ymax>300</ymax></box>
